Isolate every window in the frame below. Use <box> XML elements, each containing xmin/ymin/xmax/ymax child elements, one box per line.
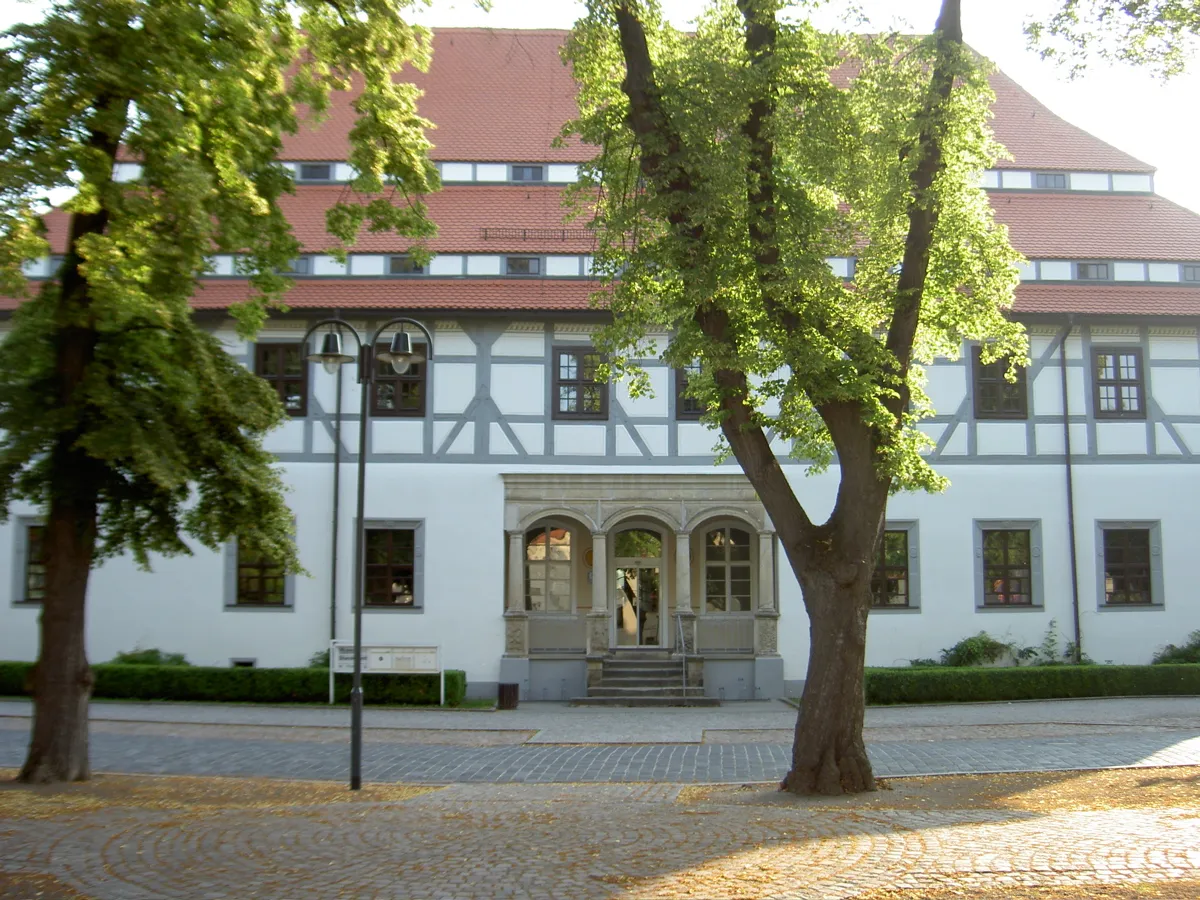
<box><xmin>389</xmin><ymin>255</ymin><xmax>424</xmax><ymax>275</ymax></box>
<box><xmin>972</xmin><ymin>347</ymin><xmax>1027</xmax><ymax>419</ymax></box>
<box><xmin>871</xmin><ymin>530</ymin><xmax>910</xmax><ymax>608</ymax></box>
<box><xmin>675</xmin><ymin>360</ymin><xmax>704</xmax><ymax>420</ymax></box>
<box><xmin>280</xmin><ymin>257</ymin><xmax>311</xmax><ymax>275</ymax></box>
<box><xmin>981</xmin><ymin>530</ymin><xmax>1033</xmax><ymax>606</ymax></box>
<box><xmin>1183</xmin><ymin>264</ymin><xmax>1200</xmax><ymax>282</ymax></box>
<box><xmin>704</xmin><ymin>526</ymin><xmax>753</xmax><ymax>613</ymax></box>
<box><xmin>1092</xmin><ymin>348</ymin><xmax>1145</xmax><ymax>418</ymax></box>
<box><xmin>255</xmin><ymin>343</ymin><xmax>308</xmax><ymax>417</ymax></box>
<box><xmin>1077</xmin><ymin>262</ymin><xmax>1110</xmax><ymax>280</ymax></box>
<box><xmin>525</xmin><ymin>525</ymin><xmax>572</xmax><ymax>612</ymax></box>
<box><xmin>298</xmin><ymin>163</ymin><xmax>333</xmax><ymax>182</ymax></box>
<box><xmin>17</xmin><ymin>524</ymin><xmax>46</xmax><ymax>604</ymax></box>
<box><xmin>234</xmin><ymin>546</ymin><xmax>287</xmax><ymax>606</ymax></box>
<box><xmin>371</xmin><ymin>342</ymin><xmax>426</xmax><ymax>417</ymax></box>
<box><xmin>1101</xmin><ymin>528</ymin><xmax>1153</xmax><ymax>606</ymax></box>
<box><xmin>1035</xmin><ymin>172</ymin><xmax>1068</xmax><ymax>189</ymax></box>
<box><xmin>512</xmin><ymin>165</ymin><xmax>544</xmax><ymax>182</ymax></box>
<box><xmin>506</xmin><ymin>256</ymin><xmax>541</xmax><ymax>275</ymax></box>
<box><xmin>553</xmin><ymin>348</ymin><xmax>607</xmax><ymax>419</ymax></box>
<box><xmin>364</xmin><ymin>528</ymin><xmax>417</xmax><ymax>607</ymax></box>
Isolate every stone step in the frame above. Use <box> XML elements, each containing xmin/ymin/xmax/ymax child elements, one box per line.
<box><xmin>600</xmin><ymin>663</ymin><xmax>684</xmax><ymax>675</ymax></box>
<box><xmin>587</xmin><ymin>685</ymin><xmax>708</xmax><ymax>698</ymax></box>
<box><xmin>606</xmin><ymin>649</ymin><xmax>674</xmax><ymax>660</ymax></box>
<box><xmin>600</xmin><ymin>672</ymin><xmax>685</xmax><ymax>683</ymax></box>
<box><xmin>570</xmin><ymin>695</ymin><xmax>721</xmax><ymax>708</ymax></box>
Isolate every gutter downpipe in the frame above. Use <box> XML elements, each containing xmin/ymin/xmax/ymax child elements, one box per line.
<box><xmin>1060</xmin><ymin>315</ymin><xmax>1083</xmax><ymax>663</ymax></box>
<box><xmin>329</xmin><ymin>328</ymin><xmax>345</xmax><ymax>648</ymax></box>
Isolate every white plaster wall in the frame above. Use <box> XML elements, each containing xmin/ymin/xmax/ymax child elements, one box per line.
<box><xmin>678</xmin><ymin>422</ymin><xmax>721</xmax><ymax>456</ymax></box>
<box><xmin>1035</xmin><ymin>423</ymin><xmax>1089</xmax><ymax>455</ymax></box>
<box><xmin>1113</xmin><ymin>262</ymin><xmax>1146</xmax><ymax>281</ymax></box>
<box><xmin>312</xmin><ymin>255</ymin><xmax>348</xmax><ymax>277</ymax></box>
<box><xmin>1001</xmin><ymin>170</ymin><xmax>1033</xmax><ymax>189</ymax></box>
<box><xmin>1148</xmin><ymin>263</ymin><xmax>1181</xmax><ymax>283</ymax></box>
<box><xmin>1039</xmin><ymin>261</ymin><xmax>1072</xmax><ymax>280</ymax></box>
<box><xmin>976</xmin><ymin>422</ymin><xmax>1027</xmax><ymax>455</ymax></box>
<box><xmin>352</xmin><ymin>255</ymin><xmax>386</xmax><ymax>276</ymax></box>
<box><xmin>616</xmin><ymin>367</ymin><xmax>669</xmax><ymax>418</ymax></box>
<box><xmin>1149</xmin><ymin>333</ymin><xmax>1199</xmax><ymax>360</ymax></box>
<box><xmin>1095</xmin><ymin>422</ymin><xmax>1148</xmax><ymax>455</ymax></box>
<box><xmin>1031</xmin><ymin>366</ymin><xmax>1086</xmax><ymax>417</ymax></box>
<box><xmin>1112</xmin><ymin>173</ymin><xmax>1153</xmax><ymax>192</ymax></box>
<box><xmin>429</xmin><ymin>255</ymin><xmax>463</xmax><ymax>276</ymax></box>
<box><xmin>1070</xmin><ymin>172</ymin><xmax>1110</xmax><ymax>191</ymax></box>
<box><xmin>433</xmin><ymin>329</ymin><xmax>477</xmax><ymax>356</ymax></box>
<box><xmin>372</xmin><ymin>420</ymin><xmax>424</xmax><ymax>454</ymax></box>
<box><xmin>466</xmin><ymin>256</ymin><xmax>502</xmax><ymax>276</ymax></box>
<box><xmin>262</xmin><ymin>419</ymin><xmax>306</xmax><ymax>454</ymax></box>
<box><xmin>547</xmin><ymin>164</ymin><xmax>578</xmax><ymax>183</ymax></box>
<box><xmin>491</xmin><ymin>364</ymin><xmax>545</xmax><ymax>416</ymax></box>
<box><xmin>441</xmin><ymin>162</ymin><xmax>473</xmax><ymax>181</ymax></box>
<box><xmin>923</xmin><ymin>364</ymin><xmax>967</xmax><ymax>416</ymax></box>
<box><xmin>545</xmin><ymin>256</ymin><xmax>580</xmax><ymax>277</ymax></box>
<box><xmin>432</xmin><ymin>363</ymin><xmax>477</xmax><ymax>415</ymax></box>
<box><xmin>1150</xmin><ymin>367</ymin><xmax>1200</xmax><ymax>415</ymax></box>
<box><xmin>554</xmin><ymin>424</ymin><xmax>606</xmax><ymax>456</ymax></box>
<box><xmin>508</xmin><ymin>423</ymin><xmax>545</xmax><ymax>455</ymax></box>
<box><xmin>493</xmin><ymin>330</ymin><xmax>545</xmax><ymax>357</ymax></box>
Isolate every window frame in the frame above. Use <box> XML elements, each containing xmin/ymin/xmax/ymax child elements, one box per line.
<box><xmin>675</xmin><ymin>361</ymin><xmax>705</xmax><ymax>421</ymax></box>
<box><xmin>370</xmin><ymin>341</ymin><xmax>428</xmax><ymax>418</ymax></box>
<box><xmin>11</xmin><ymin>518</ymin><xmax>46</xmax><ymax>606</ymax></box>
<box><xmin>510</xmin><ymin>165</ymin><xmax>545</xmax><ymax>183</ymax></box>
<box><xmin>1034</xmin><ymin>172</ymin><xmax>1068</xmax><ymax>190</ymax></box>
<box><xmin>1096</xmin><ymin>520</ymin><xmax>1163</xmax><ymax>609</ymax></box>
<box><xmin>359</xmin><ymin>519</ymin><xmax>425</xmax><ymax>612</ymax></box>
<box><xmin>297</xmin><ymin>162</ymin><xmax>335</xmax><ymax>183</ymax></box>
<box><xmin>1091</xmin><ymin>346</ymin><xmax>1146</xmax><ymax>420</ymax></box>
<box><xmin>254</xmin><ymin>342</ymin><xmax>309</xmax><ymax>418</ymax></box>
<box><xmin>551</xmin><ymin>346</ymin><xmax>609</xmax><ymax>421</ymax></box>
<box><xmin>280</xmin><ymin>256</ymin><xmax>312</xmax><ymax>276</ymax></box>
<box><xmin>1076</xmin><ymin>261</ymin><xmax>1112</xmax><ymax>281</ymax></box>
<box><xmin>1183</xmin><ymin>264</ymin><xmax>1200</xmax><ymax>283</ymax></box>
<box><xmin>971</xmin><ymin>346</ymin><xmax>1028</xmax><ymax>420</ymax></box>
<box><xmin>388</xmin><ymin>255</ymin><xmax>425</xmax><ymax>276</ymax></box>
<box><xmin>973</xmin><ymin>520</ymin><xmax>1043</xmax><ymax>610</ymax></box>
<box><xmin>524</xmin><ymin>522</ymin><xmax>575</xmax><ymax>614</ymax></box>
<box><xmin>223</xmin><ymin>538</ymin><xmax>295</xmax><ymax>611</ymax></box>
<box><xmin>870</xmin><ymin>521</ymin><xmax>920</xmax><ymax>611</ymax></box>
<box><xmin>505</xmin><ymin>255</ymin><xmax>542</xmax><ymax>276</ymax></box>
<box><xmin>701</xmin><ymin>524</ymin><xmax>756</xmax><ymax>615</ymax></box>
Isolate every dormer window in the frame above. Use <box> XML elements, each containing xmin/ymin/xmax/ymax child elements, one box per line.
<box><xmin>512</xmin><ymin>165</ymin><xmax>544</xmax><ymax>182</ymax></box>
<box><xmin>1077</xmin><ymin>262</ymin><xmax>1110</xmax><ymax>280</ymax></box>
<box><xmin>298</xmin><ymin>163</ymin><xmax>333</xmax><ymax>182</ymax></box>
<box><xmin>280</xmin><ymin>257</ymin><xmax>311</xmax><ymax>275</ymax></box>
<box><xmin>1184</xmin><ymin>265</ymin><xmax>1200</xmax><ymax>282</ymax></box>
<box><xmin>506</xmin><ymin>256</ymin><xmax>540</xmax><ymax>275</ymax></box>
<box><xmin>389</xmin><ymin>255</ymin><xmax>424</xmax><ymax>275</ymax></box>
<box><xmin>1034</xmin><ymin>172</ymin><xmax>1067</xmax><ymax>189</ymax></box>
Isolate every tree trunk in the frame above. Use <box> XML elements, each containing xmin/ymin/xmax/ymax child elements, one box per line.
<box><xmin>18</xmin><ymin>496</ymin><xmax>98</xmax><ymax>784</ymax></box>
<box><xmin>782</xmin><ymin>553</ymin><xmax>875</xmax><ymax>795</ymax></box>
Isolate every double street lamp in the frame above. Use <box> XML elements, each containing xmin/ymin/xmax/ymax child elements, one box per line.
<box><xmin>300</xmin><ymin>315</ymin><xmax>434</xmax><ymax>791</ymax></box>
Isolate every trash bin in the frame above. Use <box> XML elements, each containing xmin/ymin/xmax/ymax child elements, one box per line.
<box><xmin>498</xmin><ymin>683</ymin><xmax>519</xmax><ymax>710</ymax></box>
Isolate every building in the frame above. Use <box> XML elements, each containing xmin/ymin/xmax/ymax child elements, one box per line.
<box><xmin>4</xmin><ymin>28</ymin><xmax>1200</xmax><ymax>700</ymax></box>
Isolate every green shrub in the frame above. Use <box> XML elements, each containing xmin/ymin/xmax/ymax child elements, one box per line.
<box><xmin>1153</xmin><ymin>631</ymin><xmax>1200</xmax><ymax>665</ymax></box>
<box><xmin>307</xmin><ymin>649</ymin><xmax>331</xmax><ymax>668</ymax></box>
<box><xmin>938</xmin><ymin>632</ymin><xmax>1014</xmax><ymax>667</ymax></box>
<box><xmin>867</xmin><ymin>664</ymin><xmax>1200</xmax><ymax>705</ymax></box>
<box><xmin>109</xmin><ymin>648</ymin><xmax>191</xmax><ymax>666</ymax></box>
<box><xmin>0</xmin><ymin>661</ymin><xmax>466</xmax><ymax>706</ymax></box>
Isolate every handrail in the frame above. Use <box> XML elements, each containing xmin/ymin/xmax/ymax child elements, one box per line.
<box><xmin>675</xmin><ymin>613</ymin><xmax>688</xmax><ymax>707</ymax></box>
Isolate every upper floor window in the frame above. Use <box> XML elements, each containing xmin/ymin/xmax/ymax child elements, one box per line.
<box><xmin>389</xmin><ymin>255</ymin><xmax>424</xmax><ymax>275</ymax></box>
<box><xmin>255</xmin><ymin>343</ymin><xmax>308</xmax><ymax>417</ymax></box>
<box><xmin>363</xmin><ymin>528</ymin><xmax>418</xmax><ymax>608</ymax></box>
<box><xmin>1077</xmin><ymin>262</ymin><xmax>1110</xmax><ymax>280</ymax></box>
<box><xmin>506</xmin><ymin>256</ymin><xmax>541</xmax><ymax>276</ymax></box>
<box><xmin>512</xmin><ymin>165</ymin><xmax>544</xmax><ymax>182</ymax></box>
<box><xmin>19</xmin><ymin>524</ymin><xmax>46</xmax><ymax>604</ymax></box>
<box><xmin>972</xmin><ymin>347</ymin><xmax>1027</xmax><ymax>419</ymax></box>
<box><xmin>1093</xmin><ymin>348</ymin><xmax>1144</xmax><ymax>419</ymax></box>
<box><xmin>675</xmin><ymin>360</ymin><xmax>704</xmax><ymax>420</ymax></box>
<box><xmin>870</xmin><ymin>530</ymin><xmax>909</xmax><ymax>608</ymax></box>
<box><xmin>981</xmin><ymin>529</ymin><xmax>1033</xmax><ymax>606</ymax></box>
<box><xmin>525</xmin><ymin>525</ymin><xmax>571</xmax><ymax>612</ymax></box>
<box><xmin>371</xmin><ymin>343</ymin><xmax>426</xmax><ymax>417</ymax></box>
<box><xmin>298</xmin><ymin>163</ymin><xmax>333</xmax><ymax>182</ymax></box>
<box><xmin>553</xmin><ymin>348</ymin><xmax>607</xmax><ymax>419</ymax></box>
<box><xmin>1183</xmin><ymin>264</ymin><xmax>1200</xmax><ymax>282</ymax></box>
<box><xmin>1035</xmin><ymin>172</ymin><xmax>1068</xmax><ymax>189</ymax></box>
<box><xmin>704</xmin><ymin>526</ymin><xmax>753</xmax><ymax>613</ymax></box>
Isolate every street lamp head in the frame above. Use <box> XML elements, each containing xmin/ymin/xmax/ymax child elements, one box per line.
<box><xmin>377</xmin><ymin>331</ymin><xmax>425</xmax><ymax>375</ymax></box>
<box><xmin>307</xmin><ymin>332</ymin><xmax>356</xmax><ymax>375</ymax></box>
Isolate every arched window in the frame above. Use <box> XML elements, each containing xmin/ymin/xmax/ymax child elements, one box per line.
<box><xmin>525</xmin><ymin>525</ymin><xmax>572</xmax><ymax>612</ymax></box>
<box><xmin>704</xmin><ymin>526</ymin><xmax>753</xmax><ymax>612</ymax></box>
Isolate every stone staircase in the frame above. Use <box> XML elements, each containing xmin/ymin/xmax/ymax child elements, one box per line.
<box><xmin>572</xmin><ymin>648</ymin><xmax>719</xmax><ymax>707</ymax></box>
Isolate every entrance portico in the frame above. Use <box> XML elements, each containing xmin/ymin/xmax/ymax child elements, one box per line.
<box><xmin>500</xmin><ymin>474</ymin><xmax>782</xmax><ymax>701</ymax></box>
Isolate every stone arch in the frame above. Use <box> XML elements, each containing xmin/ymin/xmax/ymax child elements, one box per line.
<box><xmin>686</xmin><ymin>506</ymin><xmax>769</xmax><ymax>535</ymax></box>
<box><xmin>515</xmin><ymin>507</ymin><xmax>598</xmax><ymax>534</ymax></box>
<box><xmin>600</xmin><ymin>506</ymin><xmax>681</xmax><ymax>532</ymax></box>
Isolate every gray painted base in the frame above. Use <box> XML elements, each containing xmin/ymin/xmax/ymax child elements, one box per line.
<box><xmin>703</xmin><ymin>659</ymin><xmax>755</xmax><ymax>701</ymax></box>
<box><xmin>753</xmin><ymin>657</ymin><xmax>784</xmax><ymax>700</ymax></box>
<box><xmin>498</xmin><ymin>657</ymin><xmax>531</xmax><ymax>701</ymax></box>
<box><xmin>529</xmin><ymin>660</ymin><xmax>587</xmax><ymax>702</ymax></box>
<box><xmin>783</xmin><ymin>679</ymin><xmax>805</xmax><ymax>699</ymax></box>
<box><xmin>464</xmin><ymin>681</ymin><xmax>498</xmax><ymax>701</ymax></box>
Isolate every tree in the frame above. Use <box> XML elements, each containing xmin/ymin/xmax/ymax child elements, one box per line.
<box><xmin>1029</xmin><ymin>1</ymin><xmax>1200</xmax><ymax>76</ymax></box>
<box><xmin>565</xmin><ymin>0</ymin><xmax>1024</xmax><ymax>795</ymax></box>
<box><xmin>0</xmin><ymin>0</ymin><xmax>438</xmax><ymax>784</ymax></box>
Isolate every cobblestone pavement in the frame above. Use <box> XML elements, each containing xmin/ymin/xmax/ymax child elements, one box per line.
<box><xmin>1</xmin><ymin>722</ymin><xmax>1198</xmax><ymax>783</ymax></box>
<box><xmin>2</xmin><ymin>778</ymin><xmax>1199</xmax><ymax>899</ymax></box>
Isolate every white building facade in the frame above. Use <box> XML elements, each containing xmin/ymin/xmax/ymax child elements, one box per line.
<box><xmin>3</xmin><ymin>29</ymin><xmax>1199</xmax><ymax>700</ymax></box>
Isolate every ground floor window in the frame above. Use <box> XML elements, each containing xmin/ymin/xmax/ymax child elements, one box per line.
<box><xmin>871</xmin><ymin>530</ymin><xmax>909</xmax><ymax>608</ymax></box>
<box><xmin>20</xmin><ymin>523</ymin><xmax>46</xmax><ymax>604</ymax></box>
<box><xmin>704</xmin><ymin>526</ymin><xmax>752</xmax><ymax>612</ymax></box>
<box><xmin>365</xmin><ymin>528</ymin><xmax>417</xmax><ymax>607</ymax></box>
<box><xmin>981</xmin><ymin>529</ymin><xmax>1033</xmax><ymax>606</ymax></box>
<box><xmin>235</xmin><ymin>547</ymin><xmax>287</xmax><ymax>606</ymax></box>
<box><xmin>1102</xmin><ymin>528</ymin><xmax>1153</xmax><ymax>606</ymax></box>
<box><xmin>525</xmin><ymin>525</ymin><xmax>571</xmax><ymax>612</ymax></box>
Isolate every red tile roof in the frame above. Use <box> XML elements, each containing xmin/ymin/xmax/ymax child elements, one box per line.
<box><xmin>993</xmin><ymin>193</ymin><xmax>1200</xmax><ymax>260</ymax></box>
<box><xmin>281</xmin><ymin>29</ymin><xmax>589</xmax><ymax>163</ymax></box>
<box><xmin>1013</xmin><ymin>283</ymin><xmax>1200</xmax><ymax>316</ymax></box>
<box><xmin>987</xmin><ymin>71</ymin><xmax>1152</xmax><ymax>173</ymax></box>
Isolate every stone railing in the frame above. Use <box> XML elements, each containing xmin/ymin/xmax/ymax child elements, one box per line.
<box><xmin>696</xmin><ymin>615</ymin><xmax>755</xmax><ymax>654</ymax></box>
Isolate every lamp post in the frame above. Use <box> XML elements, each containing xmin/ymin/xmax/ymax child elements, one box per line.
<box><xmin>301</xmin><ymin>315</ymin><xmax>434</xmax><ymax>791</ymax></box>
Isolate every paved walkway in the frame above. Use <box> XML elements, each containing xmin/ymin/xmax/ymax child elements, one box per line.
<box><xmin>2</xmin><ymin>697</ymin><xmax>1198</xmax><ymax>783</ymax></box>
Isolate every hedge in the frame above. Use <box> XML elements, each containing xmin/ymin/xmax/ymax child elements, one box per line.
<box><xmin>865</xmin><ymin>664</ymin><xmax>1200</xmax><ymax>705</ymax></box>
<box><xmin>0</xmin><ymin>662</ymin><xmax>467</xmax><ymax>707</ymax></box>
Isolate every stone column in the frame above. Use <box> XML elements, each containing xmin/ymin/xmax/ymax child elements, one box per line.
<box><xmin>590</xmin><ymin>532</ymin><xmax>608</xmax><ymax>614</ymax></box>
<box><xmin>673</xmin><ymin>531</ymin><xmax>696</xmax><ymax>656</ymax></box>
<box><xmin>586</xmin><ymin>532</ymin><xmax>609</xmax><ymax>672</ymax></box>
<box><xmin>504</xmin><ymin>530</ymin><xmax>527</xmax><ymax>657</ymax></box>
<box><xmin>755</xmin><ymin>530</ymin><xmax>779</xmax><ymax>656</ymax></box>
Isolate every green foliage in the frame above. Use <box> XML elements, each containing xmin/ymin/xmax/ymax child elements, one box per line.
<box><xmin>1153</xmin><ymin>630</ymin><xmax>1200</xmax><ymax>664</ymax></box>
<box><xmin>1028</xmin><ymin>1</ymin><xmax>1200</xmax><ymax>78</ymax></box>
<box><xmin>867</xmin><ymin>664</ymin><xmax>1200</xmax><ymax>705</ymax></box>
<box><xmin>0</xmin><ymin>0</ymin><xmax>439</xmax><ymax>568</ymax></box>
<box><xmin>937</xmin><ymin>631</ymin><xmax>1015</xmax><ymax>667</ymax></box>
<box><xmin>0</xmin><ymin>661</ymin><xmax>467</xmax><ymax>707</ymax></box>
<box><xmin>564</xmin><ymin>1</ymin><xmax>1025</xmax><ymax>493</ymax></box>
<box><xmin>108</xmin><ymin>648</ymin><xmax>190</xmax><ymax>666</ymax></box>
<box><xmin>308</xmin><ymin>649</ymin><xmax>331</xmax><ymax>669</ymax></box>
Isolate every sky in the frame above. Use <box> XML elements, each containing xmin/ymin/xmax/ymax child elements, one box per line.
<box><xmin>3</xmin><ymin>0</ymin><xmax>1198</xmax><ymax>213</ymax></box>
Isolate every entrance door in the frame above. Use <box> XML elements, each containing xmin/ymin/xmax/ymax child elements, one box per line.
<box><xmin>613</xmin><ymin>528</ymin><xmax>663</xmax><ymax>647</ymax></box>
